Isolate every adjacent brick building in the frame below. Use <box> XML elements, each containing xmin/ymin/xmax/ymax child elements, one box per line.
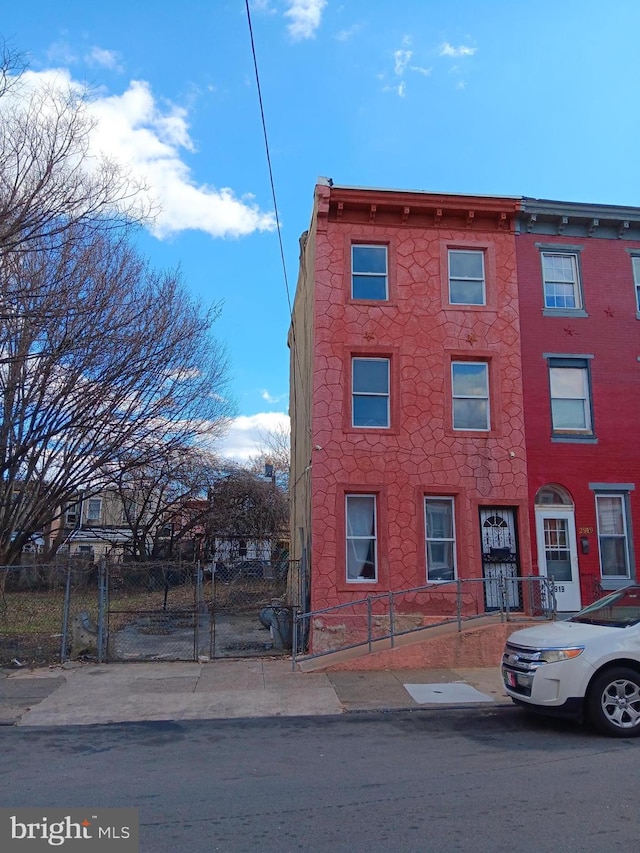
<box><xmin>515</xmin><ymin>198</ymin><xmax>640</xmax><ymax>611</ymax></box>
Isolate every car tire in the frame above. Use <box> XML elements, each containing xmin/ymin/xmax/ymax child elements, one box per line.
<box><xmin>586</xmin><ymin>667</ymin><xmax>640</xmax><ymax>737</ymax></box>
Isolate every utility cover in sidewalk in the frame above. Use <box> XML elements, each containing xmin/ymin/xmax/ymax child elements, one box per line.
<box><xmin>404</xmin><ymin>682</ymin><xmax>494</xmax><ymax>704</ymax></box>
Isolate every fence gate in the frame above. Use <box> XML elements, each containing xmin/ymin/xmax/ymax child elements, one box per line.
<box><xmin>479</xmin><ymin>507</ymin><xmax>522</xmax><ymax>611</ymax></box>
<box><xmin>211</xmin><ymin>560</ymin><xmax>293</xmax><ymax>658</ymax></box>
<box><xmin>106</xmin><ymin>561</ymin><xmax>212</xmax><ymax>662</ymax></box>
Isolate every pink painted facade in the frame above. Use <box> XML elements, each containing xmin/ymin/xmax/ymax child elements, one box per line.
<box><xmin>290</xmin><ymin>183</ymin><xmax>531</xmax><ymax>632</ymax></box>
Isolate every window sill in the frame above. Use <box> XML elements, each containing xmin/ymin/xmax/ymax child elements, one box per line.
<box><xmin>551</xmin><ymin>434</ymin><xmax>598</xmax><ymax>444</ymax></box>
<box><xmin>543</xmin><ymin>308</ymin><xmax>588</xmax><ymax>318</ymax></box>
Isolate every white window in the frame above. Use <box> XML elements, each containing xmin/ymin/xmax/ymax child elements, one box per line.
<box><xmin>65</xmin><ymin>503</ymin><xmax>79</xmax><ymax>525</ymax></box>
<box><xmin>549</xmin><ymin>361</ymin><xmax>592</xmax><ymax>433</ymax></box>
<box><xmin>541</xmin><ymin>252</ymin><xmax>582</xmax><ymax>309</ymax></box>
<box><xmin>448</xmin><ymin>250</ymin><xmax>485</xmax><ymax>305</ymax></box>
<box><xmin>351</xmin><ymin>245</ymin><xmax>388</xmax><ymax>300</ymax></box>
<box><xmin>425</xmin><ymin>498</ymin><xmax>456</xmax><ymax>582</ymax></box>
<box><xmin>633</xmin><ymin>256</ymin><xmax>640</xmax><ymax>312</ymax></box>
<box><xmin>346</xmin><ymin>495</ymin><xmax>377</xmax><ymax>581</ymax></box>
<box><xmin>452</xmin><ymin>362</ymin><xmax>489</xmax><ymax>430</ymax></box>
<box><xmin>86</xmin><ymin>499</ymin><xmax>102</xmax><ymax>523</ymax></box>
<box><xmin>596</xmin><ymin>495</ymin><xmax>630</xmax><ymax>578</ymax></box>
<box><xmin>352</xmin><ymin>357</ymin><xmax>390</xmax><ymax>428</ymax></box>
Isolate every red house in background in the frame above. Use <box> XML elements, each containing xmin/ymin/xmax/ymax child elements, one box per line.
<box><xmin>515</xmin><ymin>198</ymin><xmax>640</xmax><ymax>612</ymax></box>
<box><xmin>289</xmin><ymin>181</ymin><xmax>530</xmax><ymax>643</ymax></box>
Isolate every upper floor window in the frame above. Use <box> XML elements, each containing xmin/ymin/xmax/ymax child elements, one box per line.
<box><xmin>548</xmin><ymin>359</ymin><xmax>592</xmax><ymax>435</ymax></box>
<box><xmin>425</xmin><ymin>497</ymin><xmax>456</xmax><ymax>582</ymax></box>
<box><xmin>541</xmin><ymin>252</ymin><xmax>582</xmax><ymax>309</ymax></box>
<box><xmin>451</xmin><ymin>361</ymin><xmax>490</xmax><ymax>431</ymax></box>
<box><xmin>86</xmin><ymin>498</ymin><xmax>102</xmax><ymax>523</ymax></box>
<box><xmin>351</xmin><ymin>245</ymin><xmax>388</xmax><ymax>300</ymax></box>
<box><xmin>448</xmin><ymin>249</ymin><xmax>485</xmax><ymax>305</ymax></box>
<box><xmin>346</xmin><ymin>494</ymin><xmax>377</xmax><ymax>582</ymax></box>
<box><xmin>352</xmin><ymin>357</ymin><xmax>390</xmax><ymax>428</ymax></box>
<box><xmin>632</xmin><ymin>255</ymin><xmax>640</xmax><ymax>312</ymax></box>
<box><xmin>65</xmin><ymin>502</ymin><xmax>79</xmax><ymax>526</ymax></box>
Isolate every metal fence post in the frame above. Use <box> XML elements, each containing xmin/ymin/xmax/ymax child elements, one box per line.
<box><xmin>456</xmin><ymin>578</ymin><xmax>462</xmax><ymax>632</ymax></box>
<box><xmin>367</xmin><ymin>596</ymin><xmax>373</xmax><ymax>654</ymax></box>
<box><xmin>97</xmin><ymin>559</ymin><xmax>106</xmax><ymax>663</ymax></box>
<box><xmin>389</xmin><ymin>591</ymin><xmax>395</xmax><ymax>648</ymax></box>
<box><xmin>59</xmin><ymin>563</ymin><xmax>72</xmax><ymax>663</ymax></box>
<box><xmin>194</xmin><ymin>560</ymin><xmax>201</xmax><ymax>662</ymax></box>
<box><xmin>292</xmin><ymin>612</ymin><xmax>298</xmax><ymax>672</ymax></box>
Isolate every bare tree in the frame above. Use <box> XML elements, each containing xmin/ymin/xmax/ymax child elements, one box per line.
<box><xmin>112</xmin><ymin>448</ymin><xmax>220</xmax><ymax>561</ymax></box>
<box><xmin>205</xmin><ymin>468</ymin><xmax>289</xmax><ymax>564</ymax></box>
<box><xmin>0</xmin><ymin>225</ymin><xmax>233</xmax><ymax>565</ymax></box>
<box><xmin>0</xmin><ymin>54</ymin><xmax>148</xmax><ymax>260</ymax></box>
<box><xmin>246</xmin><ymin>421</ymin><xmax>290</xmax><ymax>490</ymax></box>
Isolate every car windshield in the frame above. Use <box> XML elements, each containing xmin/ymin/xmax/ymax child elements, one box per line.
<box><xmin>569</xmin><ymin>585</ymin><xmax>640</xmax><ymax>627</ymax></box>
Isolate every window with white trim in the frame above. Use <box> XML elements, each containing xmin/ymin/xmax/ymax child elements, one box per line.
<box><xmin>548</xmin><ymin>359</ymin><xmax>592</xmax><ymax>434</ymax></box>
<box><xmin>596</xmin><ymin>494</ymin><xmax>630</xmax><ymax>578</ymax></box>
<box><xmin>352</xmin><ymin>357</ymin><xmax>390</xmax><ymax>428</ymax></box>
<box><xmin>351</xmin><ymin>245</ymin><xmax>388</xmax><ymax>300</ymax></box>
<box><xmin>346</xmin><ymin>494</ymin><xmax>377</xmax><ymax>581</ymax></box>
<box><xmin>448</xmin><ymin>249</ymin><xmax>485</xmax><ymax>305</ymax></box>
<box><xmin>541</xmin><ymin>252</ymin><xmax>582</xmax><ymax>309</ymax></box>
<box><xmin>86</xmin><ymin>499</ymin><xmax>102</xmax><ymax>523</ymax></box>
<box><xmin>425</xmin><ymin>497</ymin><xmax>456</xmax><ymax>582</ymax></box>
<box><xmin>632</xmin><ymin>256</ymin><xmax>640</xmax><ymax>312</ymax></box>
<box><xmin>65</xmin><ymin>503</ymin><xmax>79</xmax><ymax>526</ymax></box>
<box><xmin>451</xmin><ymin>361</ymin><xmax>489</xmax><ymax>430</ymax></box>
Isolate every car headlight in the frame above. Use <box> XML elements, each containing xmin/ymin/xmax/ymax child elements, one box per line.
<box><xmin>539</xmin><ymin>647</ymin><xmax>584</xmax><ymax>664</ymax></box>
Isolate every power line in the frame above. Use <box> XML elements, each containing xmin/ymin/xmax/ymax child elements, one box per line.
<box><xmin>244</xmin><ymin>1</ymin><xmax>312</xmax><ymax>449</ymax></box>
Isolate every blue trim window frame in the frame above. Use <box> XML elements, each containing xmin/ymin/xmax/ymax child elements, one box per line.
<box><xmin>448</xmin><ymin>249</ymin><xmax>486</xmax><ymax>306</ymax></box>
<box><xmin>346</xmin><ymin>494</ymin><xmax>378</xmax><ymax>582</ymax></box>
<box><xmin>451</xmin><ymin>361</ymin><xmax>490</xmax><ymax>431</ymax></box>
<box><xmin>351</xmin><ymin>244</ymin><xmax>388</xmax><ymax>301</ymax></box>
<box><xmin>547</xmin><ymin>356</ymin><xmax>595</xmax><ymax>440</ymax></box>
<box><xmin>425</xmin><ymin>497</ymin><xmax>457</xmax><ymax>582</ymax></box>
<box><xmin>352</xmin><ymin>357</ymin><xmax>390</xmax><ymax>428</ymax></box>
<box><xmin>538</xmin><ymin>248</ymin><xmax>587</xmax><ymax>316</ymax></box>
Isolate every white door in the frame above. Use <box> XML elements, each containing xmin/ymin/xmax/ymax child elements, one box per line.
<box><xmin>535</xmin><ymin>508</ymin><xmax>581</xmax><ymax>611</ymax></box>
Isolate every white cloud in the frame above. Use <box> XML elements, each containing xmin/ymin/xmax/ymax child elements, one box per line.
<box><xmin>393</xmin><ymin>49</ymin><xmax>412</xmax><ymax>76</ymax></box>
<box><xmin>218</xmin><ymin>412</ymin><xmax>290</xmax><ymax>462</ymax></box>
<box><xmin>410</xmin><ymin>65</ymin><xmax>432</xmax><ymax>77</ymax></box>
<box><xmin>261</xmin><ymin>389</ymin><xmax>287</xmax><ymax>404</ymax></box>
<box><xmin>86</xmin><ymin>47</ymin><xmax>122</xmax><ymax>71</ymax></box>
<box><xmin>335</xmin><ymin>24</ymin><xmax>361</xmax><ymax>42</ymax></box>
<box><xmin>284</xmin><ymin>0</ymin><xmax>327</xmax><ymax>40</ymax></box>
<box><xmin>11</xmin><ymin>69</ymin><xmax>275</xmax><ymax>241</ymax></box>
<box><xmin>439</xmin><ymin>42</ymin><xmax>477</xmax><ymax>57</ymax></box>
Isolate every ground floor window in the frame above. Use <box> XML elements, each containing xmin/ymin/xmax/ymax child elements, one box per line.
<box><xmin>425</xmin><ymin>497</ymin><xmax>456</xmax><ymax>582</ymax></box>
<box><xmin>596</xmin><ymin>494</ymin><xmax>630</xmax><ymax>578</ymax></box>
<box><xmin>346</xmin><ymin>494</ymin><xmax>377</xmax><ymax>581</ymax></box>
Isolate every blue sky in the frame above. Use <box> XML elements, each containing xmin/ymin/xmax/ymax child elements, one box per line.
<box><xmin>3</xmin><ymin>0</ymin><xmax>639</xmax><ymax>460</ymax></box>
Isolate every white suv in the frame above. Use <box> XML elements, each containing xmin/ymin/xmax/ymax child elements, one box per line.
<box><xmin>502</xmin><ymin>585</ymin><xmax>640</xmax><ymax>736</ymax></box>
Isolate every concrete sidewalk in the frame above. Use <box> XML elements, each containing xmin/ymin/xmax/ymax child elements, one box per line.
<box><xmin>0</xmin><ymin>658</ymin><xmax>511</xmax><ymax>727</ymax></box>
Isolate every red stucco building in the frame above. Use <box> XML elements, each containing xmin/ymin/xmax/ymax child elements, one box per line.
<box><xmin>290</xmin><ymin>181</ymin><xmax>531</xmax><ymax>642</ymax></box>
<box><xmin>289</xmin><ymin>182</ymin><xmax>640</xmax><ymax>650</ymax></box>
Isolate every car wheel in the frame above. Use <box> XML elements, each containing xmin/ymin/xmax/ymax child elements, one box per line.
<box><xmin>587</xmin><ymin>667</ymin><xmax>640</xmax><ymax>737</ymax></box>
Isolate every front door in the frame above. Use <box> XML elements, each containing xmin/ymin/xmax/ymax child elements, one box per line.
<box><xmin>535</xmin><ymin>508</ymin><xmax>581</xmax><ymax>611</ymax></box>
<box><xmin>480</xmin><ymin>508</ymin><xmax>520</xmax><ymax>611</ymax></box>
